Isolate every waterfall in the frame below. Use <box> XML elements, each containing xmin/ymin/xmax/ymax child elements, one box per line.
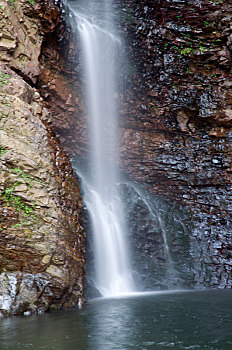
<box><xmin>71</xmin><ymin>0</ymin><xmax>135</xmax><ymax>297</ymax></box>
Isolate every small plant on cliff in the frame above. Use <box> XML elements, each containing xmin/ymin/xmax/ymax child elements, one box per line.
<box><xmin>0</xmin><ymin>72</ymin><xmax>10</xmax><ymax>87</ymax></box>
<box><xmin>199</xmin><ymin>46</ymin><xmax>205</xmax><ymax>54</ymax></box>
<box><xmin>11</xmin><ymin>168</ymin><xmax>34</xmax><ymax>190</ymax></box>
<box><xmin>0</xmin><ymin>147</ymin><xmax>7</xmax><ymax>156</ymax></box>
<box><xmin>2</xmin><ymin>98</ymin><xmax>11</xmax><ymax>107</ymax></box>
<box><xmin>0</xmin><ymin>113</ymin><xmax>10</xmax><ymax>119</ymax></box>
<box><xmin>180</xmin><ymin>47</ymin><xmax>194</xmax><ymax>56</ymax></box>
<box><xmin>10</xmin><ymin>167</ymin><xmax>45</xmax><ymax>190</ymax></box>
<box><xmin>1</xmin><ymin>185</ymin><xmax>35</xmax><ymax>217</ymax></box>
<box><xmin>186</xmin><ymin>67</ymin><xmax>193</xmax><ymax>74</ymax></box>
<box><xmin>1</xmin><ymin>167</ymin><xmax>44</xmax><ymax>218</ymax></box>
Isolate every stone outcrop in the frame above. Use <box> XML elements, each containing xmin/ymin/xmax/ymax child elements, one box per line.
<box><xmin>0</xmin><ymin>0</ymin><xmax>85</xmax><ymax>316</ymax></box>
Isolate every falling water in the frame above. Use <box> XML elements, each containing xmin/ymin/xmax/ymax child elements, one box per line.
<box><xmin>127</xmin><ymin>183</ymin><xmax>173</xmax><ymax>262</ymax></box>
<box><xmin>124</xmin><ymin>182</ymin><xmax>177</xmax><ymax>279</ymax></box>
<box><xmin>71</xmin><ymin>0</ymin><xmax>134</xmax><ymax>297</ymax></box>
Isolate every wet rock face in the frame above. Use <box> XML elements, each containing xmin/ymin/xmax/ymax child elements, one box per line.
<box><xmin>53</xmin><ymin>0</ymin><xmax>231</xmax><ymax>289</ymax></box>
<box><xmin>37</xmin><ymin>1</ymin><xmax>87</xmax><ymax>157</ymax></box>
<box><xmin>118</xmin><ymin>0</ymin><xmax>232</xmax><ymax>185</ymax></box>
<box><xmin>39</xmin><ymin>0</ymin><xmax>232</xmax><ymax>289</ymax></box>
<box><xmin>0</xmin><ymin>1</ymin><xmax>85</xmax><ymax>317</ymax></box>
<box><xmin>116</xmin><ymin>0</ymin><xmax>232</xmax><ymax>288</ymax></box>
<box><xmin>120</xmin><ymin>184</ymin><xmax>194</xmax><ymax>290</ymax></box>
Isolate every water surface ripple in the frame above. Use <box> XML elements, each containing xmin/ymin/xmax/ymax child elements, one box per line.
<box><xmin>0</xmin><ymin>290</ymin><xmax>231</xmax><ymax>350</ymax></box>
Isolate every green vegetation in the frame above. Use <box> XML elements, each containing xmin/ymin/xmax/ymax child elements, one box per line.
<box><xmin>1</xmin><ymin>184</ymin><xmax>35</xmax><ymax>217</ymax></box>
<box><xmin>186</xmin><ymin>67</ymin><xmax>193</xmax><ymax>74</ymax></box>
<box><xmin>0</xmin><ymin>147</ymin><xmax>7</xmax><ymax>156</ymax></box>
<box><xmin>0</xmin><ymin>113</ymin><xmax>10</xmax><ymax>119</ymax></box>
<box><xmin>8</xmin><ymin>0</ymin><xmax>35</xmax><ymax>6</ymax></box>
<box><xmin>11</xmin><ymin>167</ymin><xmax>34</xmax><ymax>190</ymax></box>
<box><xmin>1</xmin><ymin>167</ymin><xmax>45</xmax><ymax>225</ymax></box>
<box><xmin>2</xmin><ymin>98</ymin><xmax>11</xmax><ymax>107</ymax></box>
<box><xmin>199</xmin><ymin>46</ymin><xmax>205</xmax><ymax>54</ymax></box>
<box><xmin>10</xmin><ymin>167</ymin><xmax>45</xmax><ymax>188</ymax></box>
<box><xmin>180</xmin><ymin>47</ymin><xmax>194</xmax><ymax>56</ymax></box>
<box><xmin>0</xmin><ymin>72</ymin><xmax>11</xmax><ymax>87</ymax></box>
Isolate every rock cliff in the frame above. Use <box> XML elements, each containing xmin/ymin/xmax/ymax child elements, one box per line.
<box><xmin>42</xmin><ymin>0</ymin><xmax>232</xmax><ymax>289</ymax></box>
<box><xmin>118</xmin><ymin>0</ymin><xmax>232</xmax><ymax>288</ymax></box>
<box><xmin>0</xmin><ymin>0</ymin><xmax>85</xmax><ymax>316</ymax></box>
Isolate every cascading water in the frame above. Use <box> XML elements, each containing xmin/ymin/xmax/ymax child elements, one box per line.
<box><xmin>70</xmin><ymin>0</ymin><xmax>135</xmax><ymax>297</ymax></box>
<box><xmin>122</xmin><ymin>182</ymin><xmax>178</xmax><ymax>282</ymax></box>
<box><xmin>126</xmin><ymin>183</ymin><xmax>174</xmax><ymax>265</ymax></box>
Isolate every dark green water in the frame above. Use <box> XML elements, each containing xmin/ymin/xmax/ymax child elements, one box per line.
<box><xmin>0</xmin><ymin>290</ymin><xmax>231</xmax><ymax>350</ymax></box>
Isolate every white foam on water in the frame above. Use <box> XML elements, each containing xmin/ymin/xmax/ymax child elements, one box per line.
<box><xmin>90</xmin><ymin>289</ymin><xmax>193</xmax><ymax>302</ymax></box>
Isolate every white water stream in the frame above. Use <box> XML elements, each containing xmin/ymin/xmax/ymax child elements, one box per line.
<box><xmin>71</xmin><ymin>1</ymin><xmax>134</xmax><ymax>297</ymax></box>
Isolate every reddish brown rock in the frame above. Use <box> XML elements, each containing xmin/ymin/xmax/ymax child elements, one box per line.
<box><xmin>0</xmin><ymin>1</ymin><xmax>85</xmax><ymax>317</ymax></box>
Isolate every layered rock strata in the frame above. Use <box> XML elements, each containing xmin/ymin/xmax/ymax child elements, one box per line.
<box><xmin>0</xmin><ymin>0</ymin><xmax>85</xmax><ymax>316</ymax></box>
<box><xmin>118</xmin><ymin>0</ymin><xmax>232</xmax><ymax>288</ymax></box>
<box><xmin>43</xmin><ymin>0</ymin><xmax>232</xmax><ymax>288</ymax></box>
